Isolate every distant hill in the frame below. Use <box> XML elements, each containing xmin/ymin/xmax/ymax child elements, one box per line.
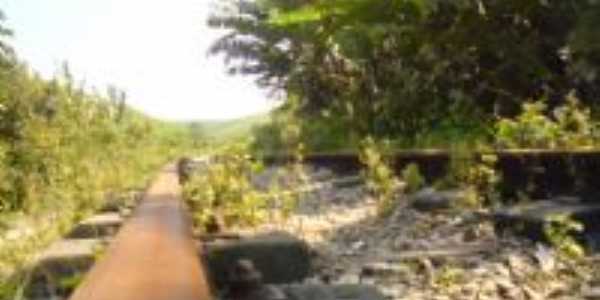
<box><xmin>186</xmin><ymin>113</ymin><xmax>271</xmax><ymax>143</ymax></box>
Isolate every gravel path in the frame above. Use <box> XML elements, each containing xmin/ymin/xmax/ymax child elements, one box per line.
<box><xmin>245</xmin><ymin>166</ymin><xmax>598</xmax><ymax>300</ymax></box>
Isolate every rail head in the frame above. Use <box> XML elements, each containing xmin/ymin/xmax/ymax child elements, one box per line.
<box><xmin>69</xmin><ymin>166</ymin><xmax>214</xmax><ymax>300</ymax></box>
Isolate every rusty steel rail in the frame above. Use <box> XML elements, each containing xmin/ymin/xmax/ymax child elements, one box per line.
<box><xmin>69</xmin><ymin>165</ymin><xmax>213</xmax><ymax>300</ymax></box>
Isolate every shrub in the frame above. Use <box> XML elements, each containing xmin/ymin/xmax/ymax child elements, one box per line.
<box><xmin>496</xmin><ymin>94</ymin><xmax>597</xmax><ymax>149</ymax></box>
<box><xmin>554</xmin><ymin>93</ymin><xmax>595</xmax><ymax>148</ymax></box>
<box><xmin>183</xmin><ymin>142</ymin><xmax>308</xmax><ymax>230</ymax></box>
<box><xmin>437</xmin><ymin>144</ymin><xmax>501</xmax><ymax>208</ymax></box>
<box><xmin>544</xmin><ymin>214</ymin><xmax>585</xmax><ymax>260</ymax></box>
<box><xmin>359</xmin><ymin>137</ymin><xmax>401</xmax><ymax>216</ymax></box>
<box><xmin>252</xmin><ymin>112</ymin><xmax>360</xmax><ymax>154</ymax></box>
<box><xmin>466</xmin><ymin>154</ymin><xmax>502</xmax><ymax>207</ymax></box>
<box><xmin>436</xmin><ymin>143</ymin><xmax>475</xmax><ymax>190</ymax></box>
<box><xmin>183</xmin><ymin>143</ymin><xmax>267</xmax><ymax>230</ymax></box>
<box><xmin>401</xmin><ymin>163</ymin><xmax>425</xmax><ymax>193</ymax></box>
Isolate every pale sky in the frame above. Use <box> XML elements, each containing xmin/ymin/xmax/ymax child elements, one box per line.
<box><xmin>2</xmin><ymin>0</ymin><xmax>276</xmax><ymax>121</ymax></box>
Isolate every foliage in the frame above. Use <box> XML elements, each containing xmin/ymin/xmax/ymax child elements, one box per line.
<box><xmin>468</xmin><ymin>154</ymin><xmax>502</xmax><ymax>207</ymax></box>
<box><xmin>252</xmin><ymin>110</ymin><xmax>361</xmax><ymax>153</ymax></box>
<box><xmin>0</xmin><ymin>12</ymin><xmax>193</xmax><ymax>298</ymax></box>
<box><xmin>183</xmin><ymin>97</ymin><xmax>310</xmax><ymax>230</ymax></box>
<box><xmin>554</xmin><ymin>93</ymin><xmax>597</xmax><ymax>147</ymax></box>
<box><xmin>265</xmin><ymin>96</ymin><xmax>310</xmax><ymax>218</ymax></box>
<box><xmin>496</xmin><ymin>94</ymin><xmax>597</xmax><ymax>149</ymax></box>
<box><xmin>496</xmin><ymin>102</ymin><xmax>559</xmax><ymax>148</ymax></box>
<box><xmin>433</xmin><ymin>265</ymin><xmax>466</xmax><ymax>290</ymax></box>
<box><xmin>210</xmin><ymin>0</ymin><xmax>600</xmax><ymax>142</ymax></box>
<box><xmin>183</xmin><ymin>143</ymin><xmax>267</xmax><ymax>229</ymax></box>
<box><xmin>250</xmin><ymin>92</ymin><xmax>364</xmax><ymax>154</ymax></box>
<box><xmin>544</xmin><ymin>214</ymin><xmax>585</xmax><ymax>260</ymax></box>
<box><xmin>183</xmin><ymin>141</ymin><xmax>309</xmax><ymax>230</ymax></box>
<box><xmin>437</xmin><ymin>144</ymin><xmax>475</xmax><ymax>190</ymax></box>
<box><xmin>266</xmin><ymin>166</ymin><xmax>307</xmax><ymax>220</ymax></box>
<box><xmin>437</xmin><ymin>144</ymin><xmax>500</xmax><ymax>208</ymax></box>
<box><xmin>0</xmin><ymin>66</ymin><xmax>188</xmax><ymax>213</ymax></box>
<box><xmin>58</xmin><ymin>273</ymin><xmax>85</xmax><ymax>292</ymax></box>
<box><xmin>252</xmin><ymin>106</ymin><xmax>492</xmax><ymax>153</ymax></box>
<box><xmin>401</xmin><ymin>163</ymin><xmax>424</xmax><ymax>194</ymax></box>
<box><xmin>358</xmin><ymin>137</ymin><xmax>401</xmax><ymax>216</ymax></box>
<box><xmin>408</xmin><ymin>120</ymin><xmax>491</xmax><ymax>150</ymax></box>
<box><xmin>0</xmin><ymin>16</ymin><xmax>192</xmax><ymax>213</ymax></box>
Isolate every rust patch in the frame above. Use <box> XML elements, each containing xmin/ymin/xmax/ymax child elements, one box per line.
<box><xmin>69</xmin><ymin>165</ymin><xmax>213</xmax><ymax>300</ymax></box>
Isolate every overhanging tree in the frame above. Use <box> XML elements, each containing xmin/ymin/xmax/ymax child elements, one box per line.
<box><xmin>210</xmin><ymin>0</ymin><xmax>600</xmax><ymax>140</ymax></box>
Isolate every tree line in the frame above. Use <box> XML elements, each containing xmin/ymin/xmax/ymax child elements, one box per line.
<box><xmin>209</xmin><ymin>0</ymin><xmax>600</xmax><ymax>150</ymax></box>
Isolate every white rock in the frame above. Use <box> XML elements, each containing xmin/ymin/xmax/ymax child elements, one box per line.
<box><xmin>533</xmin><ymin>244</ymin><xmax>556</xmax><ymax>273</ymax></box>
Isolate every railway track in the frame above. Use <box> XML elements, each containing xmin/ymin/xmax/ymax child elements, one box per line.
<box><xmin>36</xmin><ymin>150</ymin><xmax>600</xmax><ymax>299</ymax></box>
<box><xmin>63</xmin><ymin>163</ymin><xmax>383</xmax><ymax>300</ymax></box>
<box><xmin>68</xmin><ymin>165</ymin><xmax>213</xmax><ymax>300</ymax></box>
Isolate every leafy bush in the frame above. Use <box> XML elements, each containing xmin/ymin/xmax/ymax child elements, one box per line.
<box><xmin>253</xmin><ymin>105</ymin><xmax>489</xmax><ymax>153</ymax></box>
<box><xmin>437</xmin><ymin>143</ymin><xmax>476</xmax><ymax>190</ymax></box>
<box><xmin>401</xmin><ymin>163</ymin><xmax>425</xmax><ymax>194</ymax></box>
<box><xmin>434</xmin><ymin>265</ymin><xmax>466</xmax><ymax>290</ymax></box>
<box><xmin>358</xmin><ymin>137</ymin><xmax>401</xmax><ymax>216</ymax></box>
<box><xmin>0</xmin><ymin>63</ymin><xmax>190</xmax><ymax>214</ymax></box>
<box><xmin>554</xmin><ymin>93</ymin><xmax>596</xmax><ymax>147</ymax></box>
<box><xmin>496</xmin><ymin>102</ymin><xmax>559</xmax><ymax>148</ymax></box>
<box><xmin>213</xmin><ymin>0</ymin><xmax>600</xmax><ymax>144</ymax></box>
<box><xmin>544</xmin><ymin>214</ymin><xmax>585</xmax><ymax>260</ymax></box>
<box><xmin>469</xmin><ymin>154</ymin><xmax>502</xmax><ymax>207</ymax></box>
<box><xmin>437</xmin><ymin>144</ymin><xmax>501</xmax><ymax>208</ymax></box>
<box><xmin>183</xmin><ymin>143</ymin><xmax>267</xmax><ymax>230</ymax></box>
<box><xmin>183</xmin><ymin>142</ymin><xmax>308</xmax><ymax>230</ymax></box>
<box><xmin>496</xmin><ymin>94</ymin><xmax>597</xmax><ymax>149</ymax></box>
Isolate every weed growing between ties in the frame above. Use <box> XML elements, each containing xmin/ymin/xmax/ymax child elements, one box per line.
<box><xmin>358</xmin><ymin>137</ymin><xmax>403</xmax><ymax>216</ymax></box>
<box><xmin>183</xmin><ymin>97</ymin><xmax>311</xmax><ymax>232</ymax></box>
<box><xmin>433</xmin><ymin>143</ymin><xmax>501</xmax><ymax>209</ymax></box>
<box><xmin>182</xmin><ymin>142</ymin><xmax>308</xmax><ymax>232</ymax></box>
<box><xmin>401</xmin><ymin>163</ymin><xmax>425</xmax><ymax>194</ymax></box>
<box><xmin>183</xmin><ymin>143</ymin><xmax>266</xmax><ymax>230</ymax></box>
<box><xmin>544</xmin><ymin>214</ymin><xmax>585</xmax><ymax>260</ymax></box>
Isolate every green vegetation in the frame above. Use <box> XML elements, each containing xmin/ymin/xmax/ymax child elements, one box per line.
<box><xmin>401</xmin><ymin>163</ymin><xmax>425</xmax><ymax>194</ymax></box>
<box><xmin>435</xmin><ymin>145</ymin><xmax>501</xmax><ymax>209</ymax></box>
<box><xmin>544</xmin><ymin>214</ymin><xmax>585</xmax><ymax>260</ymax></box>
<box><xmin>433</xmin><ymin>265</ymin><xmax>467</xmax><ymax>291</ymax></box>
<box><xmin>206</xmin><ymin>2</ymin><xmax>599</xmax><ymax>256</ymax></box>
<box><xmin>182</xmin><ymin>142</ymin><xmax>308</xmax><ymax>231</ymax></box>
<box><xmin>0</xmin><ymin>10</ymin><xmax>193</xmax><ymax>297</ymax></box>
<box><xmin>183</xmin><ymin>143</ymin><xmax>268</xmax><ymax>229</ymax></box>
<box><xmin>358</xmin><ymin>137</ymin><xmax>401</xmax><ymax>216</ymax></box>
<box><xmin>187</xmin><ymin>113</ymin><xmax>270</xmax><ymax>145</ymax></box>
<box><xmin>496</xmin><ymin>94</ymin><xmax>598</xmax><ymax>149</ymax></box>
<box><xmin>4</xmin><ymin>0</ymin><xmax>598</xmax><ymax>297</ymax></box>
<box><xmin>210</xmin><ymin>0</ymin><xmax>600</xmax><ymax>152</ymax></box>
